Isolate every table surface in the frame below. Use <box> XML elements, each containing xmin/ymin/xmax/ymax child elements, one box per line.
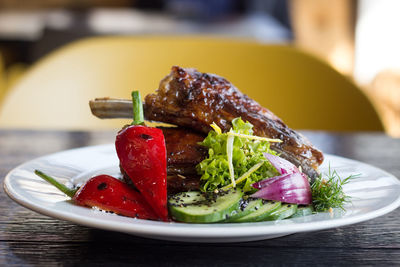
<box><xmin>1</xmin><ymin>129</ymin><xmax>399</xmax><ymax>266</ymax></box>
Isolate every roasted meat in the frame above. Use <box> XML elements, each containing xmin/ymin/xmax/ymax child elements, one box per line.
<box><xmin>144</xmin><ymin>66</ymin><xmax>324</xmax><ymax>179</ymax></box>
<box><xmin>163</xmin><ymin>127</ymin><xmax>205</xmax><ymax>193</ymax></box>
<box><xmin>161</xmin><ymin>127</ymin><xmax>207</xmax><ymax>176</ymax></box>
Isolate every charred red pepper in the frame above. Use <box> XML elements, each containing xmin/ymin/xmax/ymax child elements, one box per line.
<box><xmin>115</xmin><ymin>91</ymin><xmax>168</xmax><ymax>221</ymax></box>
<box><xmin>73</xmin><ymin>175</ymin><xmax>158</xmax><ymax>219</ymax></box>
<box><xmin>34</xmin><ymin>170</ymin><xmax>159</xmax><ymax>220</ymax></box>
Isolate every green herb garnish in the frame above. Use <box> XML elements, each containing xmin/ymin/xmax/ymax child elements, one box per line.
<box><xmin>196</xmin><ymin>118</ymin><xmax>281</xmax><ymax>192</ymax></box>
<box><xmin>311</xmin><ymin>167</ymin><xmax>357</xmax><ymax>212</ymax></box>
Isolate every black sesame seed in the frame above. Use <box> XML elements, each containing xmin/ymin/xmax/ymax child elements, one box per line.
<box><xmin>97</xmin><ymin>182</ymin><xmax>107</xmax><ymax>190</ymax></box>
<box><xmin>140</xmin><ymin>134</ymin><xmax>153</xmax><ymax>140</ymax></box>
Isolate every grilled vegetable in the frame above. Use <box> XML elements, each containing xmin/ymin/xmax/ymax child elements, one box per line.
<box><xmin>115</xmin><ymin>91</ymin><xmax>168</xmax><ymax>220</ymax></box>
<box><xmin>34</xmin><ymin>171</ymin><xmax>159</xmax><ymax>220</ymax></box>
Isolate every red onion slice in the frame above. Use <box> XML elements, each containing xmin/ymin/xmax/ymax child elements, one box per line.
<box><xmin>264</xmin><ymin>153</ymin><xmax>300</xmax><ymax>175</ymax></box>
<box><xmin>252</xmin><ymin>174</ymin><xmax>283</xmax><ymax>189</ymax></box>
<box><xmin>251</xmin><ymin>172</ymin><xmax>312</xmax><ymax>205</ymax></box>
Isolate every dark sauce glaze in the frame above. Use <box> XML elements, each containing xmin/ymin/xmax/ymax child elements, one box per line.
<box><xmin>160</xmin><ymin>127</ymin><xmax>206</xmax><ymax>172</ymax></box>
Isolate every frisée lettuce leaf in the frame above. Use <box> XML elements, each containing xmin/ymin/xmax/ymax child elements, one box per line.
<box><xmin>197</xmin><ymin>118</ymin><xmax>281</xmax><ymax>192</ymax></box>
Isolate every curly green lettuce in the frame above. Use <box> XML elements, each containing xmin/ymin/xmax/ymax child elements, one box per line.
<box><xmin>196</xmin><ymin>118</ymin><xmax>281</xmax><ymax>192</ymax></box>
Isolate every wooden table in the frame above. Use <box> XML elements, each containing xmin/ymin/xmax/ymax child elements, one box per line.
<box><xmin>1</xmin><ymin>130</ymin><xmax>399</xmax><ymax>266</ymax></box>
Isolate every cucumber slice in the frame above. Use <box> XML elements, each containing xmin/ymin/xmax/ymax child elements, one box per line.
<box><xmin>168</xmin><ymin>190</ymin><xmax>243</xmax><ymax>223</ymax></box>
<box><xmin>169</xmin><ymin>191</ymin><xmax>203</xmax><ymax>205</ymax></box>
<box><xmin>225</xmin><ymin>198</ymin><xmax>263</xmax><ymax>223</ymax></box>
<box><xmin>234</xmin><ymin>201</ymin><xmax>282</xmax><ymax>223</ymax></box>
<box><xmin>291</xmin><ymin>205</ymin><xmax>314</xmax><ymax>218</ymax></box>
<box><xmin>263</xmin><ymin>203</ymin><xmax>298</xmax><ymax>221</ymax></box>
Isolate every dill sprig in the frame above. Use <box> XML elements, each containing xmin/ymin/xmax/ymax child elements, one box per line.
<box><xmin>311</xmin><ymin>167</ymin><xmax>357</xmax><ymax>212</ymax></box>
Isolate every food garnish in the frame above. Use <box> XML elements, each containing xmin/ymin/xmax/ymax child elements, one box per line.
<box><xmin>251</xmin><ymin>172</ymin><xmax>312</xmax><ymax>205</ymax></box>
<box><xmin>250</xmin><ymin>153</ymin><xmax>312</xmax><ymax>205</ymax></box>
<box><xmin>168</xmin><ymin>189</ymin><xmax>243</xmax><ymax>223</ymax></box>
<box><xmin>311</xmin><ymin>167</ymin><xmax>357</xmax><ymax>212</ymax></box>
<box><xmin>197</xmin><ymin>118</ymin><xmax>281</xmax><ymax>192</ymax></box>
<box><xmin>115</xmin><ymin>91</ymin><xmax>168</xmax><ymax>220</ymax></box>
<box><xmin>34</xmin><ymin>171</ymin><xmax>159</xmax><ymax>220</ymax></box>
<box><xmin>263</xmin><ymin>152</ymin><xmax>302</xmax><ymax>175</ymax></box>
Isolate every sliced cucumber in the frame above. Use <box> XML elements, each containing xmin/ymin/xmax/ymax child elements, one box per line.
<box><xmin>169</xmin><ymin>191</ymin><xmax>203</xmax><ymax>205</ymax></box>
<box><xmin>234</xmin><ymin>201</ymin><xmax>282</xmax><ymax>223</ymax></box>
<box><xmin>225</xmin><ymin>198</ymin><xmax>263</xmax><ymax>223</ymax></box>
<box><xmin>263</xmin><ymin>203</ymin><xmax>297</xmax><ymax>221</ymax></box>
<box><xmin>168</xmin><ymin>190</ymin><xmax>243</xmax><ymax>223</ymax></box>
<box><xmin>291</xmin><ymin>205</ymin><xmax>314</xmax><ymax>218</ymax></box>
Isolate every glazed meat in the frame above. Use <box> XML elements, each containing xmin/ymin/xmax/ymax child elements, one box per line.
<box><xmin>160</xmin><ymin>127</ymin><xmax>207</xmax><ymax>176</ymax></box>
<box><xmin>144</xmin><ymin>66</ymin><xmax>324</xmax><ymax>179</ymax></box>
<box><xmin>162</xmin><ymin>127</ymin><xmax>205</xmax><ymax>193</ymax></box>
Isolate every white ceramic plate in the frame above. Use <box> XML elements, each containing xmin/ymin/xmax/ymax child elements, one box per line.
<box><xmin>4</xmin><ymin>144</ymin><xmax>400</xmax><ymax>243</ymax></box>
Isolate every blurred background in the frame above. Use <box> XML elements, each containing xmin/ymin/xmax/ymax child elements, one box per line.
<box><xmin>0</xmin><ymin>0</ymin><xmax>399</xmax><ymax>136</ymax></box>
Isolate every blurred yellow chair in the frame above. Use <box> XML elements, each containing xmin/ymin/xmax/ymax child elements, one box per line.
<box><xmin>0</xmin><ymin>52</ymin><xmax>5</xmax><ymax>104</ymax></box>
<box><xmin>0</xmin><ymin>52</ymin><xmax>26</xmax><ymax>106</ymax></box>
<box><xmin>0</xmin><ymin>36</ymin><xmax>384</xmax><ymax>131</ymax></box>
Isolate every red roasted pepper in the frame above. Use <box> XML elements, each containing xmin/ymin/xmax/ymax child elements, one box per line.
<box><xmin>34</xmin><ymin>170</ymin><xmax>159</xmax><ymax>220</ymax></box>
<box><xmin>73</xmin><ymin>174</ymin><xmax>158</xmax><ymax>219</ymax></box>
<box><xmin>115</xmin><ymin>91</ymin><xmax>168</xmax><ymax>221</ymax></box>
